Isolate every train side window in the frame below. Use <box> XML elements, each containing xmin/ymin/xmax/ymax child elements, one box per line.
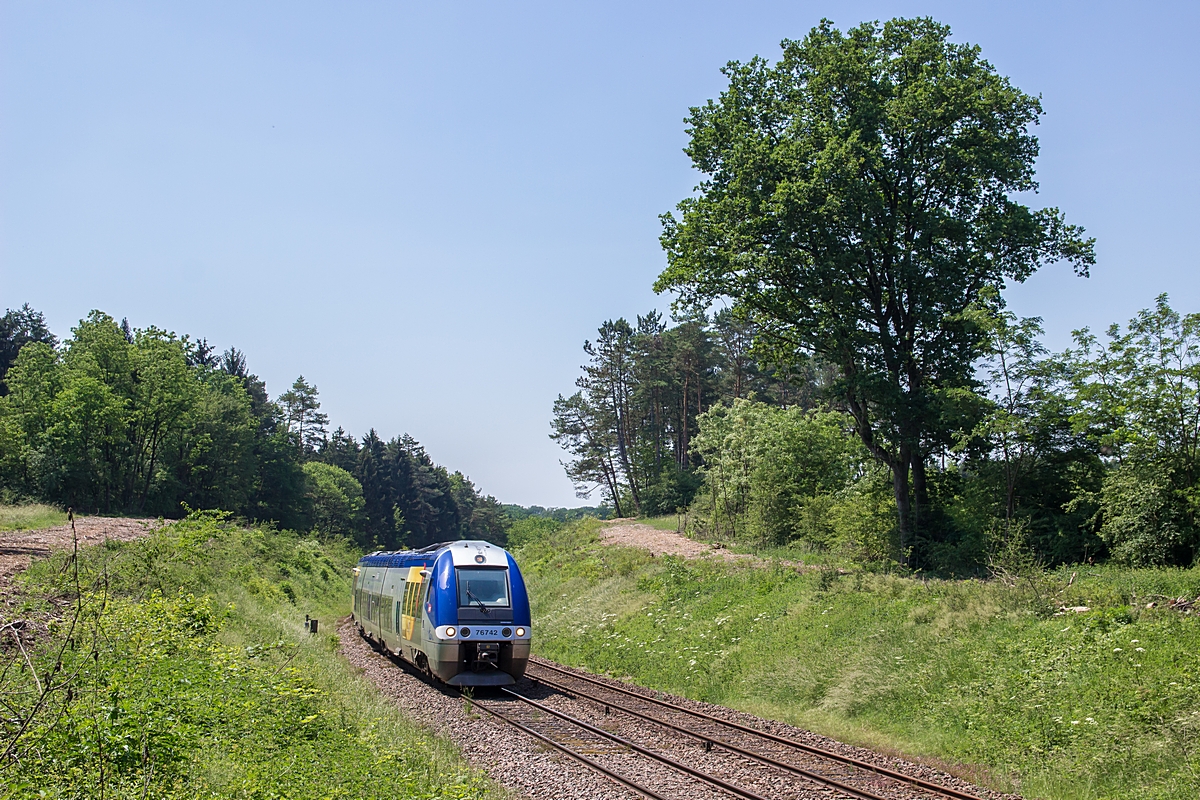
<box><xmin>395</xmin><ymin>600</ymin><xmax>402</xmax><ymax>633</ymax></box>
<box><xmin>403</xmin><ymin>580</ymin><xmax>416</xmax><ymax>618</ymax></box>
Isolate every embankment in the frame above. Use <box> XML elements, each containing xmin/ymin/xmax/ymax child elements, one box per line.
<box><xmin>519</xmin><ymin>519</ymin><xmax>1200</xmax><ymax>800</ymax></box>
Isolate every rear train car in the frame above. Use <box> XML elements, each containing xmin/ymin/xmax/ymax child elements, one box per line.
<box><xmin>351</xmin><ymin>540</ymin><xmax>531</xmax><ymax>686</ymax></box>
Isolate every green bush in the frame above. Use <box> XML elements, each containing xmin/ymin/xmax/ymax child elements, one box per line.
<box><xmin>1097</xmin><ymin>464</ymin><xmax>1196</xmax><ymax>566</ymax></box>
<box><xmin>690</xmin><ymin>400</ymin><xmax>868</xmax><ymax>548</ymax></box>
<box><xmin>505</xmin><ymin>515</ymin><xmax>562</xmax><ymax>549</ymax></box>
<box><xmin>302</xmin><ymin>461</ymin><xmax>366</xmax><ymax>540</ymax></box>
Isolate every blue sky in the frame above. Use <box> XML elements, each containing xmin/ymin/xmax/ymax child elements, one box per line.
<box><xmin>2</xmin><ymin>1</ymin><xmax>1197</xmax><ymax>507</ymax></box>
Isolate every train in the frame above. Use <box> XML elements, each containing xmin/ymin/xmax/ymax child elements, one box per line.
<box><xmin>351</xmin><ymin>539</ymin><xmax>531</xmax><ymax>686</ymax></box>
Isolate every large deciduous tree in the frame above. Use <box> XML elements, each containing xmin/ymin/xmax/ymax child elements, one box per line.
<box><xmin>655</xmin><ymin>18</ymin><xmax>1095</xmax><ymax>561</ymax></box>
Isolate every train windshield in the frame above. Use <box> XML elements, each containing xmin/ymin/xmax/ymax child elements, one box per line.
<box><xmin>456</xmin><ymin>567</ymin><xmax>510</xmax><ymax>608</ymax></box>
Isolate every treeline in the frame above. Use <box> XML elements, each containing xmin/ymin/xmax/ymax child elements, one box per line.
<box><xmin>551</xmin><ymin>309</ymin><xmax>824</xmax><ymax>518</ymax></box>
<box><xmin>0</xmin><ymin>306</ymin><xmax>506</xmax><ymax>549</ymax></box>
<box><xmin>555</xmin><ymin>298</ymin><xmax>1200</xmax><ymax>571</ymax></box>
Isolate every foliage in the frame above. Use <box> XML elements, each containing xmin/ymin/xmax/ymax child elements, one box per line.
<box><xmin>1066</xmin><ymin>295</ymin><xmax>1200</xmax><ymax>565</ymax></box>
<box><xmin>552</xmin><ymin>312</ymin><xmax>815</xmax><ymax>517</ymax></box>
<box><xmin>655</xmin><ymin>18</ymin><xmax>1094</xmax><ymax>560</ymax></box>
<box><xmin>502</xmin><ymin>504</ymin><xmax>611</xmax><ymax>522</ymax></box>
<box><xmin>341</xmin><ymin>430</ymin><xmax>507</xmax><ymax>550</ymax></box>
<box><xmin>279</xmin><ymin>376</ymin><xmax>329</xmax><ymax>454</ymax></box>
<box><xmin>302</xmin><ymin>461</ymin><xmax>365</xmax><ymax>538</ymax></box>
<box><xmin>519</xmin><ymin>521</ymin><xmax>1200</xmax><ymax>800</ymax></box>
<box><xmin>688</xmin><ymin>400</ymin><xmax>880</xmax><ymax>550</ymax></box>
<box><xmin>0</xmin><ymin>312</ymin><xmax>259</xmax><ymax>517</ymax></box>
<box><xmin>0</xmin><ymin>511</ymin><xmax>498</xmax><ymax>799</ymax></box>
<box><xmin>504</xmin><ymin>515</ymin><xmax>562</xmax><ymax>550</ymax></box>
<box><xmin>0</xmin><ymin>304</ymin><xmax>57</xmax><ymax>397</ymax></box>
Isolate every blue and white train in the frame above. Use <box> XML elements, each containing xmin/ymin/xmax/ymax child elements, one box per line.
<box><xmin>352</xmin><ymin>540</ymin><xmax>531</xmax><ymax>686</ymax></box>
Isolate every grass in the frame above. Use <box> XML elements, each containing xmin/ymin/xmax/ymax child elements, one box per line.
<box><xmin>1</xmin><ymin>510</ymin><xmax>501</xmax><ymax>800</ymax></box>
<box><xmin>639</xmin><ymin>514</ymin><xmax>685</xmax><ymax>532</ymax></box>
<box><xmin>517</xmin><ymin>519</ymin><xmax>1200</xmax><ymax>800</ymax></box>
<box><xmin>0</xmin><ymin>503</ymin><xmax>68</xmax><ymax>531</ymax></box>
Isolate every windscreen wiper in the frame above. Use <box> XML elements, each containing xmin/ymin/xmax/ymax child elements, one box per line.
<box><xmin>465</xmin><ymin>587</ymin><xmax>490</xmax><ymax>614</ymax></box>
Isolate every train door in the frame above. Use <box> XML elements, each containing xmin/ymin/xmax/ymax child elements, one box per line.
<box><xmin>420</xmin><ymin>579</ymin><xmax>434</xmax><ymax>645</ymax></box>
<box><xmin>399</xmin><ymin>566</ymin><xmax>425</xmax><ymax>642</ymax></box>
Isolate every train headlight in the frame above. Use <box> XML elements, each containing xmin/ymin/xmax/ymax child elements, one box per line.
<box><xmin>460</xmin><ymin>627</ymin><xmax>471</xmax><ymax>637</ymax></box>
<box><xmin>444</xmin><ymin>626</ymin><xmax>457</xmax><ymax>638</ymax></box>
<box><xmin>515</xmin><ymin>627</ymin><xmax>526</xmax><ymax>637</ymax></box>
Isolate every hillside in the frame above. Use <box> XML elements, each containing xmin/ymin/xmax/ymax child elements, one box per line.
<box><xmin>519</xmin><ymin>519</ymin><xmax>1200</xmax><ymax>800</ymax></box>
<box><xmin>0</xmin><ymin>511</ymin><xmax>500</xmax><ymax>799</ymax></box>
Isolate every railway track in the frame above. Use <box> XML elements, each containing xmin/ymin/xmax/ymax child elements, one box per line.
<box><xmin>471</xmin><ymin>688</ymin><xmax>774</xmax><ymax>800</ymax></box>
<box><xmin>522</xmin><ymin>658</ymin><xmax>990</xmax><ymax>800</ymax></box>
<box><xmin>364</xmin><ymin>632</ymin><xmax>997</xmax><ymax>800</ymax></box>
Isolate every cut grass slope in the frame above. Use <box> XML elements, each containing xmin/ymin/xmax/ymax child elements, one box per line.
<box><xmin>519</xmin><ymin>519</ymin><xmax>1200</xmax><ymax>800</ymax></box>
<box><xmin>1</xmin><ymin>510</ymin><xmax>499</xmax><ymax>800</ymax></box>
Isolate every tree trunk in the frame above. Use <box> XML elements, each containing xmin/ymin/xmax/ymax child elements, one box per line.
<box><xmin>893</xmin><ymin>452</ymin><xmax>912</xmax><ymax>566</ymax></box>
<box><xmin>681</xmin><ymin>374</ymin><xmax>690</xmax><ymax>469</ymax></box>
<box><xmin>910</xmin><ymin>451</ymin><xmax>928</xmax><ymax>550</ymax></box>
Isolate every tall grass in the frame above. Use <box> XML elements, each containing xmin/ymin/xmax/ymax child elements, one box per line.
<box><xmin>0</xmin><ymin>503</ymin><xmax>68</xmax><ymax>531</ymax></box>
<box><xmin>2</xmin><ymin>511</ymin><xmax>499</xmax><ymax>799</ymax></box>
<box><xmin>639</xmin><ymin>515</ymin><xmax>685</xmax><ymax>532</ymax></box>
<box><xmin>518</xmin><ymin>519</ymin><xmax>1200</xmax><ymax>800</ymax></box>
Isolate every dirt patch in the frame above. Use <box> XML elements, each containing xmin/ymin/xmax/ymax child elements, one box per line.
<box><xmin>0</xmin><ymin>516</ymin><xmax>167</xmax><ymax>595</ymax></box>
<box><xmin>598</xmin><ymin>520</ymin><xmax>825</xmax><ymax>573</ymax></box>
<box><xmin>599</xmin><ymin>520</ymin><xmax>754</xmax><ymax>562</ymax></box>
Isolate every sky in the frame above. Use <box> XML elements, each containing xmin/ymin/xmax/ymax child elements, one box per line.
<box><xmin>2</xmin><ymin>1</ymin><xmax>1197</xmax><ymax>508</ymax></box>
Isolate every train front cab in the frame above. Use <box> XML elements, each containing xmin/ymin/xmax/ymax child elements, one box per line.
<box><xmin>425</xmin><ymin>541</ymin><xmax>531</xmax><ymax>686</ymax></box>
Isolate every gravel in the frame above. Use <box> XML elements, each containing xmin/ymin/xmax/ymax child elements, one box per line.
<box><xmin>339</xmin><ymin>622</ymin><xmax>1020</xmax><ymax>800</ymax></box>
<box><xmin>527</xmin><ymin>659</ymin><xmax>1022</xmax><ymax>800</ymax></box>
<box><xmin>339</xmin><ymin>619</ymin><xmax>633</xmax><ymax>800</ymax></box>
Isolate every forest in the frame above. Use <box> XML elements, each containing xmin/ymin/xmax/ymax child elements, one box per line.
<box><xmin>0</xmin><ymin>305</ymin><xmax>507</xmax><ymax>549</ymax></box>
<box><xmin>553</xmin><ymin>19</ymin><xmax>1200</xmax><ymax>574</ymax></box>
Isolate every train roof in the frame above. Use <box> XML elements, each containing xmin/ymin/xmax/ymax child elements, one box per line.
<box><xmin>357</xmin><ymin>540</ymin><xmax>508</xmax><ymax>569</ymax></box>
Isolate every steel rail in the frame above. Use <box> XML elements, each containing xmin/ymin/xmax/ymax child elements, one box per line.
<box><xmin>367</xmin><ymin>641</ymin><xmax>671</xmax><ymax>800</ymax></box>
<box><xmin>491</xmin><ymin>687</ymin><xmax>774</xmax><ymax>800</ymax></box>
<box><xmin>529</xmin><ymin>658</ymin><xmax>985</xmax><ymax>800</ymax></box>
<box><xmin>529</xmin><ymin>671</ymin><xmax>891</xmax><ymax>800</ymax></box>
<box><xmin>465</xmin><ymin>695</ymin><xmax>671</xmax><ymax>800</ymax></box>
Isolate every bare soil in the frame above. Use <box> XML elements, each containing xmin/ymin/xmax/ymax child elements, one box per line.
<box><xmin>599</xmin><ymin>519</ymin><xmax>749</xmax><ymax>561</ymax></box>
<box><xmin>599</xmin><ymin>520</ymin><xmax>755</xmax><ymax>563</ymax></box>
<box><xmin>0</xmin><ymin>516</ymin><xmax>166</xmax><ymax>595</ymax></box>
